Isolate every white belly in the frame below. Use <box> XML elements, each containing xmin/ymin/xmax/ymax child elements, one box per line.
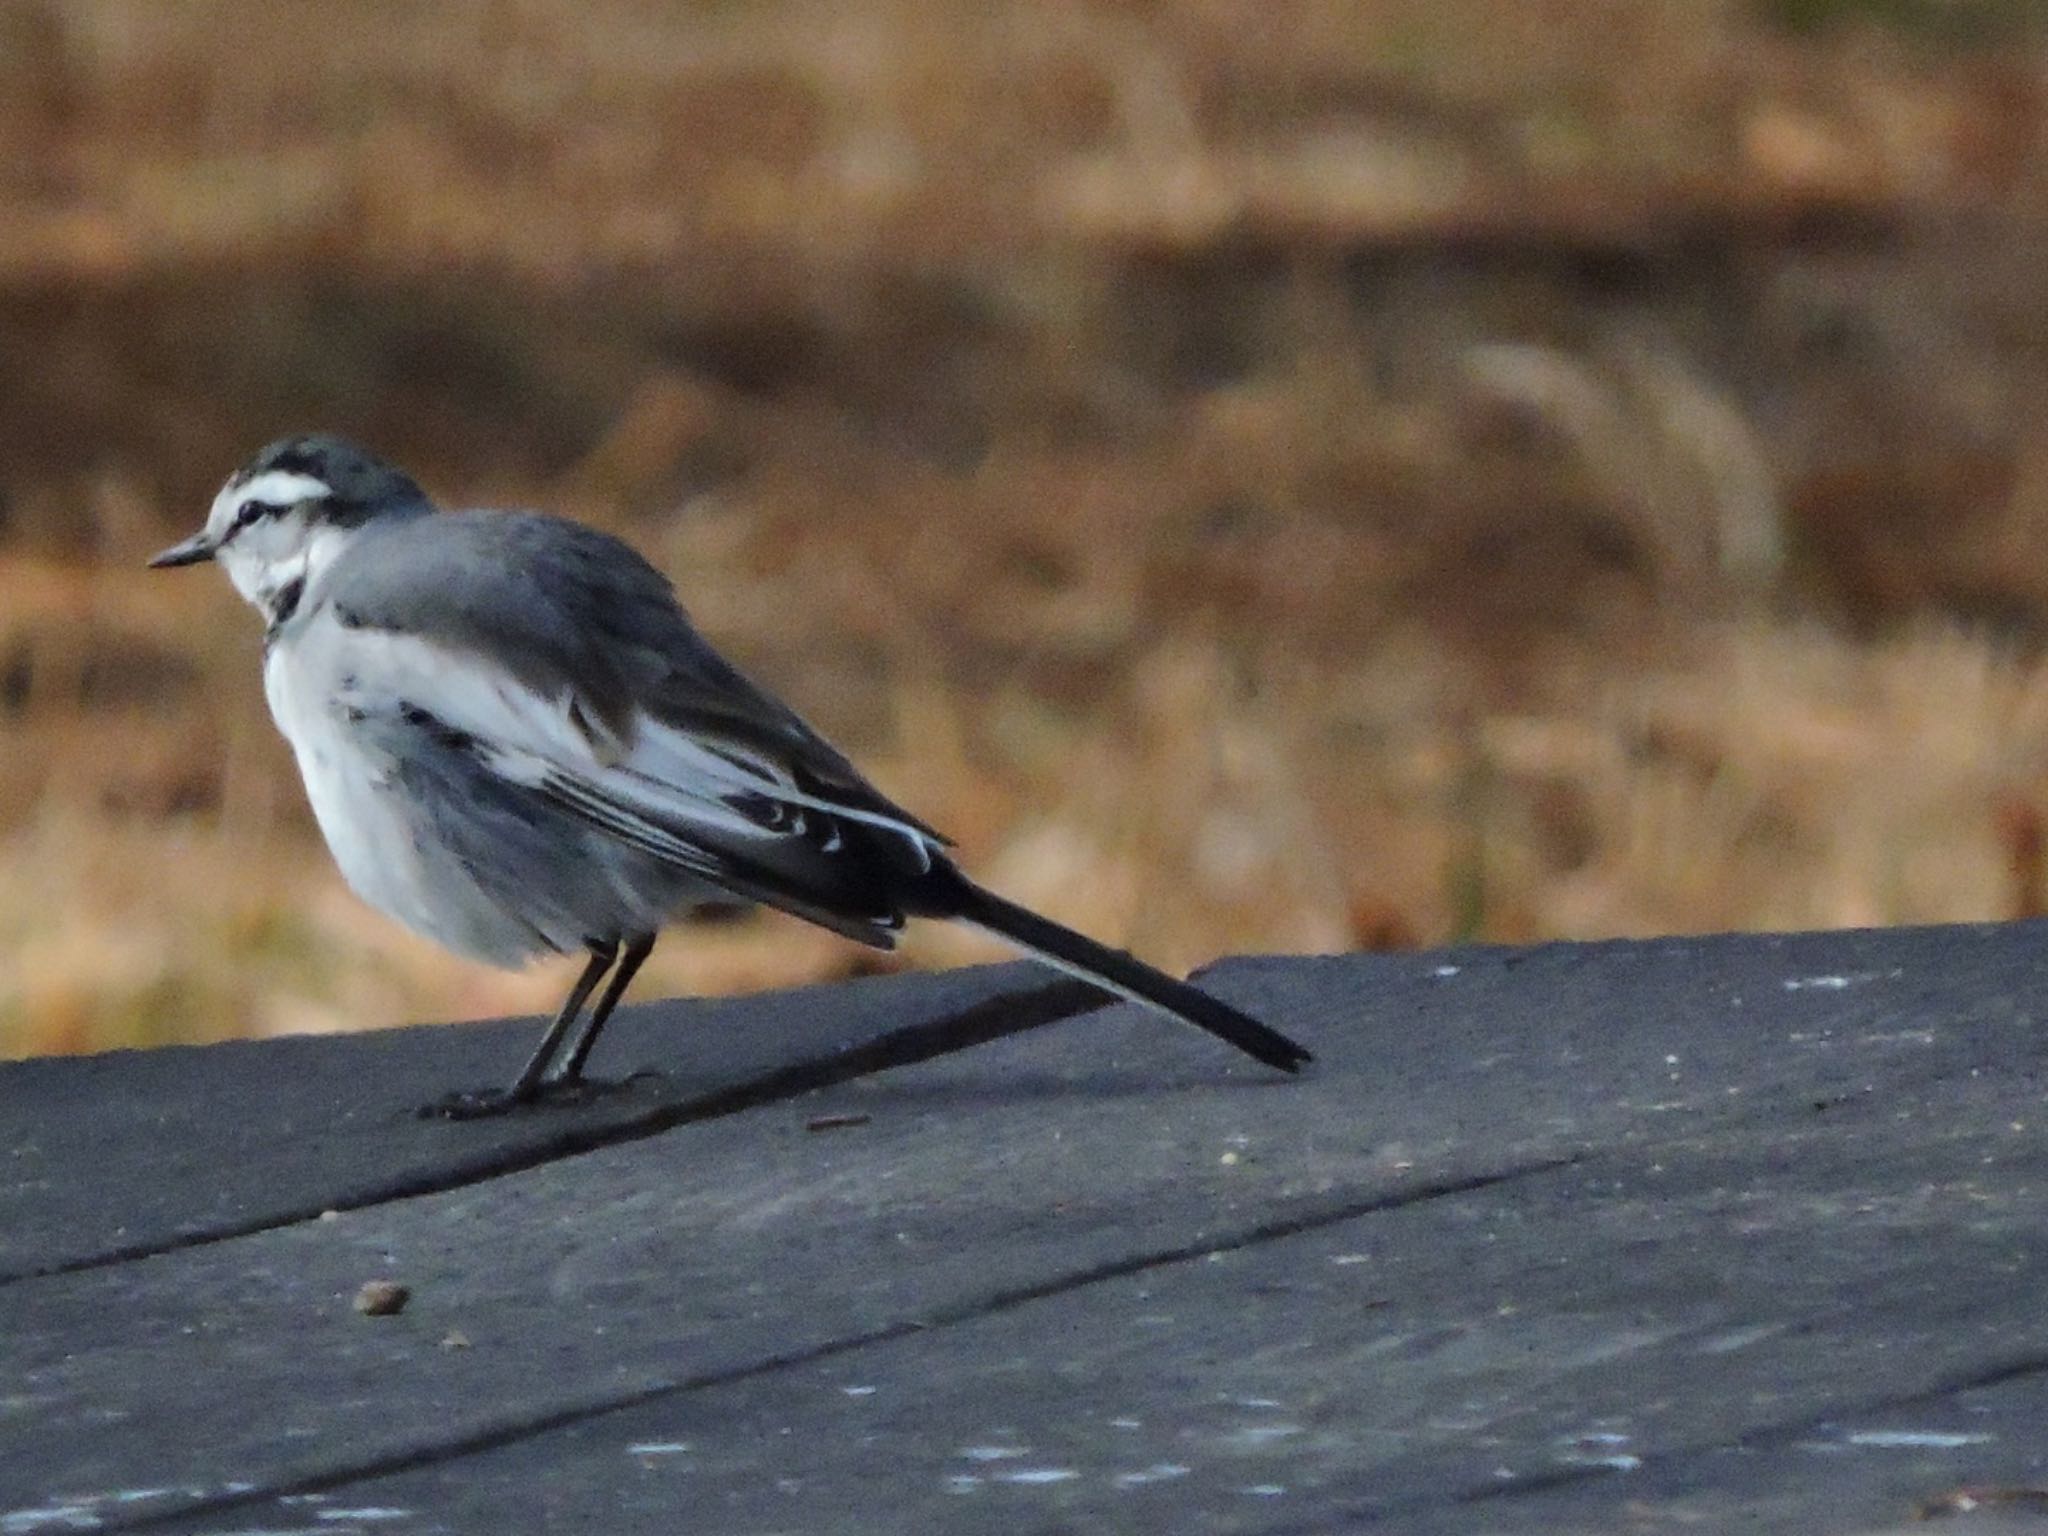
<box><xmin>264</xmin><ymin>628</ymin><xmax>535</xmax><ymax>967</ymax></box>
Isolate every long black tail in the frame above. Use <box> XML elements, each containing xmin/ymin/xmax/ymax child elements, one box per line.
<box><xmin>913</xmin><ymin>865</ymin><xmax>1312</xmax><ymax>1072</ymax></box>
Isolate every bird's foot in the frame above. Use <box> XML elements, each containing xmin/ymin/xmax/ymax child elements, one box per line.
<box><xmin>417</xmin><ymin>1072</ymin><xmax>653</xmax><ymax>1121</ymax></box>
<box><xmin>418</xmin><ymin>1087</ymin><xmax>528</xmax><ymax>1120</ymax></box>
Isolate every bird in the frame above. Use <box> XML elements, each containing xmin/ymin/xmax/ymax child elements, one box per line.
<box><xmin>149</xmin><ymin>434</ymin><xmax>1312</xmax><ymax>1115</ymax></box>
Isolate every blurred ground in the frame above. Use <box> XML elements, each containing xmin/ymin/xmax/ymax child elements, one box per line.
<box><xmin>8</xmin><ymin>0</ymin><xmax>2048</xmax><ymax>1056</ymax></box>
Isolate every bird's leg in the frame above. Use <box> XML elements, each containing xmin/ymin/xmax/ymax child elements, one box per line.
<box><xmin>421</xmin><ymin>939</ymin><xmax>616</xmax><ymax>1119</ymax></box>
<box><xmin>506</xmin><ymin>938</ymin><xmax>619</xmax><ymax>1101</ymax></box>
<box><xmin>548</xmin><ymin>932</ymin><xmax>655</xmax><ymax>1086</ymax></box>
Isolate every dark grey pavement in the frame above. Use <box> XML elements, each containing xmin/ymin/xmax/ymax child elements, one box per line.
<box><xmin>6</xmin><ymin>923</ymin><xmax>2048</xmax><ymax>1533</ymax></box>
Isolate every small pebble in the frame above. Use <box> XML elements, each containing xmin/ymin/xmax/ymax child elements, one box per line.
<box><xmin>806</xmin><ymin>1113</ymin><xmax>872</xmax><ymax>1132</ymax></box>
<box><xmin>439</xmin><ymin>1330</ymin><xmax>471</xmax><ymax>1350</ymax></box>
<box><xmin>354</xmin><ymin>1280</ymin><xmax>410</xmax><ymax>1317</ymax></box>
<box><xmin>1919</xmin><ymin>1485</ymin><xmax>2048</xmax><ymax>1518</ymax></box>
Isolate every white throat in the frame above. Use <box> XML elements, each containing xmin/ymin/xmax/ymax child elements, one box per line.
<box><xmin>222</xmin><ymin>519</ymin><xmax>361</xmax><ymax>628</ymax></box>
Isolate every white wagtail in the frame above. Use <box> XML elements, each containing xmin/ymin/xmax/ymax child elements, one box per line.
<box><xmin>149</xmin><ymin>434</ymin><xmax>1311</xmax><ymax>1113</ymax></box>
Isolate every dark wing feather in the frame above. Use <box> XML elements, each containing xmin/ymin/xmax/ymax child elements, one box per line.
<box><xmin>525</xmin><ymin>761</ymin><xmax>905</xmax><ymax>947</ymax></box>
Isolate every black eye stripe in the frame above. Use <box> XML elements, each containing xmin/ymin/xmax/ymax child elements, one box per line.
<box><xmin>220</xmin><ymin>495</ymin><xmax>292</xmax><ymax>543</ymax></box>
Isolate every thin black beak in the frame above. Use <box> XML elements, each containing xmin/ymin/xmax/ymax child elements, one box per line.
<box><xmin>147</xmin><ymin>532</ymin><xmax>217</xmax><ymax>569</ymax></box>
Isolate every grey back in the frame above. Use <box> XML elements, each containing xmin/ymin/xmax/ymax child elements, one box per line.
<box><xmin>319</xmin><ymin>510</ymin><xmax>942</xmax><ymax>840</ymax></box>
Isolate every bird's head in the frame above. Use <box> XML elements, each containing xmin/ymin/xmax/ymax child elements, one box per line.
<box><xmin>148</xmin><ymin>434</ymin><xmax>434</xmax><ymax>621</ymax></box>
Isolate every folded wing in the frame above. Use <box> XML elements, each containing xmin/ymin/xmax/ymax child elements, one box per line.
<box><xmin>319</xmin><ymin>512</ymin><xmax>949</xmax><ymax>943</ymax></box>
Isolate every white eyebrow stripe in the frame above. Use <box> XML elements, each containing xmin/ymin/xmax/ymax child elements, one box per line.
<box><xmin>220</xmin><ymin>469</ymin><xmax>332</xmax><ymax>516</ymax></box>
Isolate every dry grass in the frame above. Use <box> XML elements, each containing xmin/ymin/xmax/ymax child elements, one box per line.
<box><xmin>7</xmin><ymin>0</ymin><xmax>2048</xmax><ymax>1058</ymax></box>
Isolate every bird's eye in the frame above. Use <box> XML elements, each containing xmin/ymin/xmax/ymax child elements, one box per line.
<box><xmin>235</xmin><ymin>499</ymin><xmax>266</xmax><ymax>527</ymax></box>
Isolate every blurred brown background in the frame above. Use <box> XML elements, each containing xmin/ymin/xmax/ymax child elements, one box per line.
<box><xmin>7</xmin><ymin>0</ymin><xmax>2048</xmax><ymax>1058</ymax></box>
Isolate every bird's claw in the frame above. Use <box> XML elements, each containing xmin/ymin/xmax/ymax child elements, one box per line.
<box><xmin>417</xmin><ymin>1072</ymin><xmax>654</xmax><ymax>1120</ymax></box>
